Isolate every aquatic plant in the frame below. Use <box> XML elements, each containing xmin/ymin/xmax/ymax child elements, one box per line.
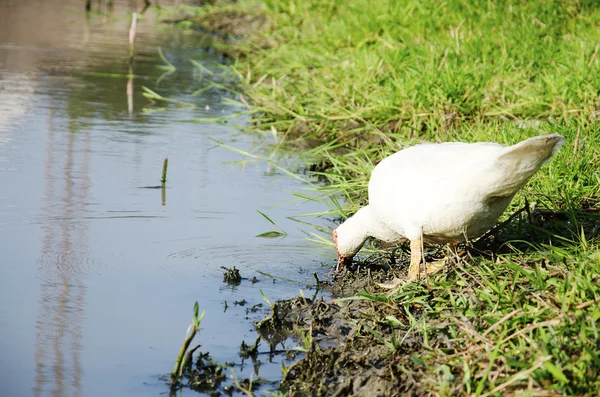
<box><xmin>172</xmin><ymin>301</ymin><xmax>206</xmax><ymax>380</ymax></box>
<box><xmin>142</xmin><ymin>86</ymin><xmax>196</xmax><ymax>107</ymax></box>
<box><xmin>255</xmin><ymin>210</ymin><xmax>287</xmax><ymax>238</ymax></box>
<box><xmin>156</xmin><ymin>47</ymin><xmax>176</xmax><ymax>85</ymax></box>
<box><xmin>128</xmin><ymin>12</ymin><xmax>137</xmax><ymax>64</ymax></box>
<box><xmin>161</xmin><ymin>157</ymin><xmax>168</xmax><ymax>186</ymax></box>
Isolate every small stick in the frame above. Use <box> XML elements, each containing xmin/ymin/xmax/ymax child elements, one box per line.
<box><xmin>128</xmin><ymin>12</ymin><xmax>137</xmax><ymax>64</ymax></box>
<box><xmin>161</xmin><ymin>157</ymin><xmax>168</xmax><ymax>186</ymax></box>
<box><xmin>127</xmin><ymin>68</ymin><xmax>134</xmax><ymax>114</ymax></box>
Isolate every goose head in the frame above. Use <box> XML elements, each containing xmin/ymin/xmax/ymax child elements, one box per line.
<box><xmin>332</xmin><ymin>208</ymin><xmax>370</xmax><ymax>269</ymax></box>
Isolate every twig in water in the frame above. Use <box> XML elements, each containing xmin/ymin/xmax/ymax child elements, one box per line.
<box><xmin>161</xmin><ymin>157</ymin><xmax>168</xmax><ymax>186</ymax></box>
<box><xmin>129</xmin><ymin>13</ymin><xmax>137</xmax><ymax>64</ymax></box>
<box><xmin>127</xmin><ymin>69</ymin><xmax>134</xmax><ymax>114</ymax></box>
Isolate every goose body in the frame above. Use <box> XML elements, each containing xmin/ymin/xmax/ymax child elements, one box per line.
<box><xmin>333</xmin><ymin>134</ymin><xmax>564</xmax><ymax>281</ymax></box>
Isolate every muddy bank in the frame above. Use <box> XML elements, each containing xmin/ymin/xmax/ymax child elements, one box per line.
<box><xmin>254</xmin><ymin>264</ymin><xmax>438</xmax><ymax>397</ymax></box>
<box><xmin>178</xmin><ymin>265</ymin><xmax>430</xmax><ymax>396</ymax></box>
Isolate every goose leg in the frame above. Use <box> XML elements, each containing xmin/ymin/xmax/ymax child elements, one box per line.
<box><xmin>406</xmin><ymin>238</ymin><xmax>447</xmax><ymax>282</ymax></box>
<box><xmin>406</xmin><ymin>238</ymin><xmax>423</xmax><ymax>281</ymax></box>
<box><xmin>378</xmin><ymin>237</ymin><xmax>424</xmax><ymax>289</ymax></box>
<box><xmin>378</xmin><ymin>238</ymin><xmax>448</xmax><ymax>289</ymax></box>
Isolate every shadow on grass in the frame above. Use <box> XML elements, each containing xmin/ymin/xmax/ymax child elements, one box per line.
<box><xmin>471</xmin><ymin>200</ymin><xmax>600</xmax><ymax>257</ymax></box>
<box><xmin>346</xmin><ymin>200</ymin><xmax>600</xmax><ymax>274</ymax></box>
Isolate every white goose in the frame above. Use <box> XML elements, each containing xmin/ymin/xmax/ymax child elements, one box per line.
<box><xmin>332</xmin><ymin>134</ymin><xmax>564</xmax><ymax>287</ymax></box>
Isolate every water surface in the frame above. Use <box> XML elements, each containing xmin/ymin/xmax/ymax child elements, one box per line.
<box><xmin>0</xmin><ymin>1</ymin><xmax>332</xmax><ymax>396</ymax></box>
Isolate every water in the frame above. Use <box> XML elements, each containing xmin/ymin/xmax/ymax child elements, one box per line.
<box><xmin>0</xmin><ymin>1</ymin><xmax>333</xmax><ymax>396</ymax></box>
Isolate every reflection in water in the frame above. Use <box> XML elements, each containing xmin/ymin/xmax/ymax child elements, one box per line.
<box><xmin>12</xmin><ymin>1</ymin><xmax>159</xmax><ymax>394</ymax></box>
<box><xmin>127</xmin><ymin>73</ymin><xmax>134</xmax><ymax>115</ymax></box>
<box><xmin>35</xmin><ymin>104</ymin><xmax>90</xmax><ymax>397</ymax></box>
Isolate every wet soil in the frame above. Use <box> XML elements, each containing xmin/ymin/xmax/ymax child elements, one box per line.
<box><xmin>179</xmin><ymin>264</ymin><xmax>429</xmax><ymax>396</ymax></box>
<box><xmin>176</xmin><ymin>256</ymin><xmax>439</xmax><ymax>396</ymax></box>
<box><xmin>253</xmin><ymin>263</ymin><xmax>438</xmax><ymax>397</ymax></box>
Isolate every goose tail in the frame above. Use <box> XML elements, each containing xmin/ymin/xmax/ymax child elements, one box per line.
<box><xmin>497</xmin><ymin>133</ymin><xmax>565</xmax><ymax>165</ymax></box>
<box><xmin>489</xmin><ymin>134</ymin><xmax>564</xmax><ymax>197</ymax></box>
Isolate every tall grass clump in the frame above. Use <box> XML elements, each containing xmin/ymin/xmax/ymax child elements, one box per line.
<box><xmin>199</xmin><ymin>0</ymin><xmax>600</xmax><ymax>146</ymax></box>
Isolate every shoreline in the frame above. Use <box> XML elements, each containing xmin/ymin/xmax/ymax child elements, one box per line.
<box><xmin>163</xmin><ymin>1</ymin><xmax>600</xmax><ymax>395</ymax></box>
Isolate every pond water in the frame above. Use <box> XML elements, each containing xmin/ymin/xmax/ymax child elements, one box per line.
<box><xmin>0</xmin><ymin>1</ymin><xmax>333</xmax><ymax>396</ymax></box>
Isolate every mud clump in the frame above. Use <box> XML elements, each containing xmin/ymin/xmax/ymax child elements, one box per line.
<box><xmin>165</xmin><ymin>347</ymin><xmax>228</xmax><ymax>396</ymax></box>
<box><xmin>251</xmin><ymin>265</ymin><xmax>433</xmax><ymax>397</ymax></box>
<box><xmin>187</xmin><ymin>350</ymin><xmax>227</xmax><ymax>394</ymax></box>
<box><xmin>221</xmin><ymin>265</ymin><xmax>242</xmax><ymax>285</ymax></box>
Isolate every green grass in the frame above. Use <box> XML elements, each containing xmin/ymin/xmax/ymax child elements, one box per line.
<box><xmin>347</xmin><ymin>237</ymin><xmax>600</xmax><ymax>395</ymax></box>
<box><xmin>203</xmin><ymin>0</ymin><xmax>600</xmax><ymax>146</ymax></box>
<box><xmin>181</xmin><ymin>0</ymin><xmax>600</xmax><ymax>394</ymax></box>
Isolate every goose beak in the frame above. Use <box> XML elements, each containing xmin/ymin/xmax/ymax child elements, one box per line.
<box><xmin>332</xmin><ymin>229</ymin><xmax>352</xmax><ymax>271</ymax></box>
<box><xmin>336</xmin><ymin>254</ymin><xmax>353</xmax><ymax>271</ymax></box>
